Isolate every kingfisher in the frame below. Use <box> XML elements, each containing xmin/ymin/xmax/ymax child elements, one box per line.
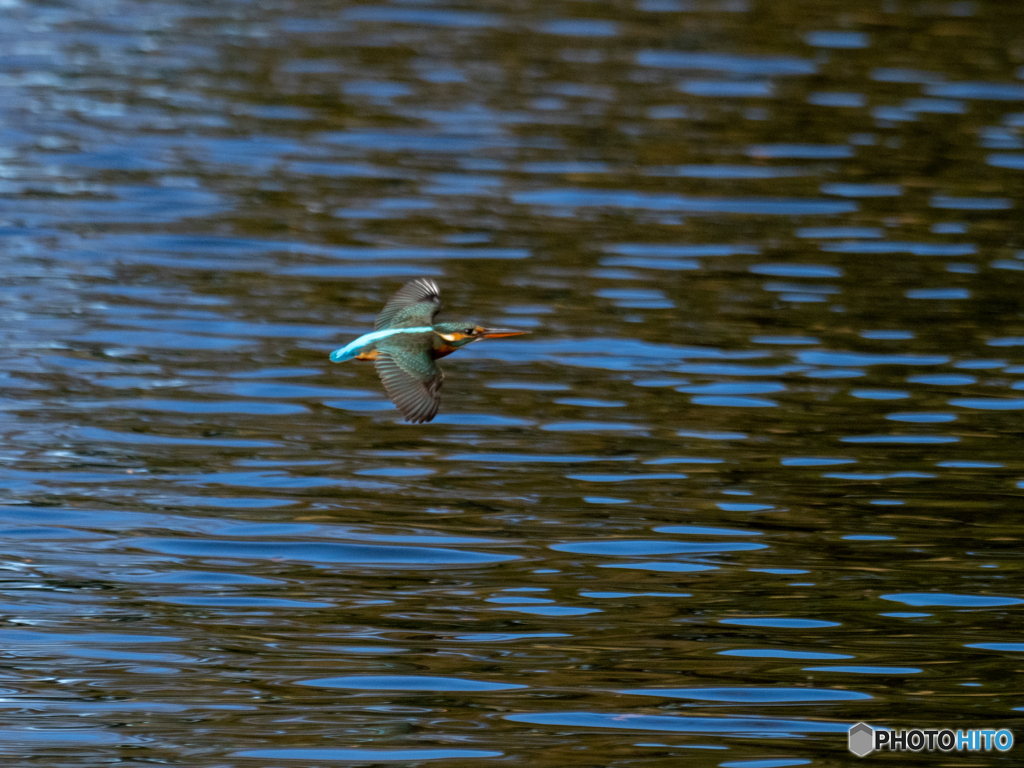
<box><xmin>329</xmin><ymin>278</ymin><xmax>530</xmax><ymax>423</ymax></box>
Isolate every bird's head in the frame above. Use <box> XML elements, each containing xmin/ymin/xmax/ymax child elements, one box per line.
<box><xmin>433</xmin><ymin>321</ymin><xmax>530</xmax><ymax>347</ymax></box>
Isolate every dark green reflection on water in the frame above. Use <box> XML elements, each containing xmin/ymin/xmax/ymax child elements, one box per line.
<box><xmin>1</xmin><ymin>0</ymin><xmax>1023</xmax><ymax>764</ymax></box>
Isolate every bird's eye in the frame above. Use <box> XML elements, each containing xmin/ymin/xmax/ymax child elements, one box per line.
<box><xmin>465</xmin><ymin>327</ymin><xmax>476</xmax><ymax>335</ymax></box>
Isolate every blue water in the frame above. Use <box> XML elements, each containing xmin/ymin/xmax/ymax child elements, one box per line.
<box><xmin>0</xmin><ymin>0</ymin><xmax>1022</xmax><ymax>764</ymax></box>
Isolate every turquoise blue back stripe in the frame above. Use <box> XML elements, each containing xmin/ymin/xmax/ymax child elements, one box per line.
<box><xmin>330</xmin><ymin>326</ymin><xmax>434</xmax><ymax>362</ymax></box>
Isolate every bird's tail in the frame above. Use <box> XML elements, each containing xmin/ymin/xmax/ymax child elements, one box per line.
<box><xmin>329</xmin><ymin>347</ymin><xmax>358</xmax><ymax>363</ymax></box>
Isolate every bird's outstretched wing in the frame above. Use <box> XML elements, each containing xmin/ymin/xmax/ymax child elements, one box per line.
<box><xmin>375</xmin><ymin>334</ymin><xmax>443</xmax><ymax>423</ymax></box>
<box><xmin>375</xmin><ymin>278</ymin><xmax>442</xmax><ymax>330</ymax></box>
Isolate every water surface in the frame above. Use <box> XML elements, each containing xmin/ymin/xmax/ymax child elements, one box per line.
<box><xmin>1</xmin><ymin>0</ymin><xmax>1023</xmax><ymax>764</ymax></box>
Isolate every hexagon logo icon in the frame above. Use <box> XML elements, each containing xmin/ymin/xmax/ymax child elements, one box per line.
<box><xmin>849</xmin><ymin>722</ymin><xmax>874</xmax><ymax>757</ymax></box>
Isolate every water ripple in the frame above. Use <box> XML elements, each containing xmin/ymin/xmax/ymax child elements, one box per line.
<box><xmin>120</xmin><ymin>538</ymin><xmax>517</xmax><ymax>566</ymax></box>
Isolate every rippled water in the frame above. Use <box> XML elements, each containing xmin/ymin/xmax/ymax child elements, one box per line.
<box><xmin>2</xmin><ymin>0</ymin><xmax>1024</xmax><ymax>764</ymax></box>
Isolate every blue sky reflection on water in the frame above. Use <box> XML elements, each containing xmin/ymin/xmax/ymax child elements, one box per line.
<box><xmin>0</xmin><ymin>0</ymin><xmax>1023</xmax><ymax>764</ymax></box>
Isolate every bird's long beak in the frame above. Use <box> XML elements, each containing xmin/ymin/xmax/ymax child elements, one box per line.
<box><xmin>478</xmin><ymin>327</ymin><xmax>531</xmax><ymax>339</ymax></box>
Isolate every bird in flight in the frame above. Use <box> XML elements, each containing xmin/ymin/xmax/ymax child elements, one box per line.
<box><xmin>329</xmin><ymin>278</ymin><xmax>530</xmax><ymax>423</ymax></box>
